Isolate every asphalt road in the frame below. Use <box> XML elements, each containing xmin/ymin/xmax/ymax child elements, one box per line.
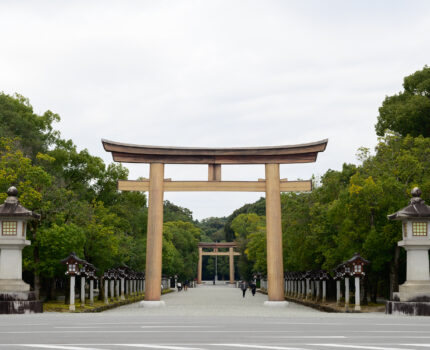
<box><xmin>0</xmin><ymin>284</ymin><xmax>429</xmax><ymax>350</ymax></box>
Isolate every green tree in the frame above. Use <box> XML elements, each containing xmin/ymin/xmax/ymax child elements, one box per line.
<box><xmin>375</xmin><ymin>66</ymin><xmax>430</xmax><ymax>137</ymax></box>
<box><xmin>0</xmin><ymin>93</ymin><xmax>60</xmax><ymax>159</ymax></box>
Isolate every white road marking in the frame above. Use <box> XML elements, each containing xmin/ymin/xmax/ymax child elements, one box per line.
<box><xmin>140</xmin><ymin>326</ymin><xmax>206</xmax><ymax>329</ymax></box>
<box><xmin>0</xmin><ymin>330</ymin><xmax>314</xmax><ymax>334</ymax></box>
<box><xmin>402</xmin><ymin>345</ymin><xmax>430</xmax><ymax>347</ymax></box>
<box><xmin>311</xmin><ymin>344</ymin><xmax>412</xmax><ymax>350</ymax></box>
<box><xmin>212</xmin><ymin>345</ymin><xmax>308</xmax><ymax>350</ymax></box>
<box><xmin>19</xmin><ymin>345</ymin><xmax>107</xmax><ymax>350</ymax></box>
<box><xmin>376</xmin><ymin>324</ymin><xmax>430</xmax><ymax>327</ymax></box>
<box><xmin>119</xmin><ymin>345</ymin><xmax>206</xmax><ymax>350</ymax></box>
<box><xmin>273</xmin><ymin>336</ymin><xmax>346</xmax><ymax>339</ymax></box>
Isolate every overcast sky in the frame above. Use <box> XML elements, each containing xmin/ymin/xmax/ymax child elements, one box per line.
<box><xmin>1</xmin><ymin>1</ymin><xmax>429</xmax><ymax>220</ymax></box>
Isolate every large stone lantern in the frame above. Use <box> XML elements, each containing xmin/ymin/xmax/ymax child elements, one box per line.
<box><xmin>0</xmin><ymin>186</ymin><xmax>42</xmax><ymax>313</ymax></box>
<box><xmin>388</xmin><ymin>187</ymin><xmax>430</xmax><ymax>303</ymax></box>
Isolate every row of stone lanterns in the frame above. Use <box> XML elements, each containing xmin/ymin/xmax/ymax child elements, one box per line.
<box><xmin>284</xmin><ymin>253</ymin><xmax>369</xmax><ymax>311</ymax></box>
<box><xmin>103</xmin><ymin>267</ymin><xmax>145</xmax><ymax>304</ymax></box>
<box><xmin>285</xmin><ymin>270</ymin><xmax>330</xmax><ymax>302</ymax></box>
<box><xmin>61</xmin><ymin>253</ymin><xmax>146</xmax><ymax>311</ymax></box>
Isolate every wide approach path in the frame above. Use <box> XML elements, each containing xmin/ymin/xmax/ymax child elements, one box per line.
<box><xmin>0</xmin><ymin>284</ymin><xmax>430</xmax><ymax>349</ymax></box>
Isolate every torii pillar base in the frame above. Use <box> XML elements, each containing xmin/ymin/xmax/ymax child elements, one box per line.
<box><xmin>264</xmin><ymin>301</ymin><xmax>289</xmax><ymax>307</ymax></box>
<box><xmin>139</xmin><ymin>300</ymin><xmax>166</xmax><ymax>308</ymax></box>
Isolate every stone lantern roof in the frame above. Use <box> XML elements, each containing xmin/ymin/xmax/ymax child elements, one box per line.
<box><xmin>388</xmin><ymin>187</ymin><xmax>430</xmax><ymax>220</ymax></box>
<box><xmin>60</xmin><ymin>252</ymin><xmax>86</xmax><ymax>266</ymax></box>
<box><xmin>345</xmin><ymin>252</ymin><xmax>370</xmax><ymax>266</ymax></box>
<box><xmin>0</xmin><ymin>187</ymin><xmax>40</xmax><ymax>219</ymax></box>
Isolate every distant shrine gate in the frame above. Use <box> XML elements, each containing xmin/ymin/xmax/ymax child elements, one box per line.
<box><xmin>103</xmin><ymin>139</ymin><xmax>327</xmax><ymax>304</ymax></box>
<box><xmin>198</xmin><ymin>242</ymin><xmax>240</xmax><ymax>284</ymax></box>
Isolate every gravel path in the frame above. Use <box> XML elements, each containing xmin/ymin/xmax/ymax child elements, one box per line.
<box><xmin>106</xmin><ymin>283</ymin><xmax>321</xmax><ymax>317</ymax></box>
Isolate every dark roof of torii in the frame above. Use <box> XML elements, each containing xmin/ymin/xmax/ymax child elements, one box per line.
<box><xmin>0</xmin><ymin>187</ymin><xmax>40</xmax><ymax>219</ymax></box>
<box><xmin>198</xmin><ymin>242</ymin><xmax>237</xmax><ymax>248</ymax></box>
<box><xmin>388</xmin><ymin>188</ymin><xmax>430</xmax><ymax>220</ymax></box>
<box><xmin>102</xmin><ymin>139</ymin><xmax>328</xmax><ymax>164</ymax></box>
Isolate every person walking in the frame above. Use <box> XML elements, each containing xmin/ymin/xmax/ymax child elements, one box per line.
<box><xmin>240</xmin><ymin>280</ymin><xmax>248</xmax><ymax>298</ymax></box>
<box><xmin>184</xmin><ymin>280</ymin><xmax>189</xmax><ymax>291</ymax></box>
<box><xmin>250</xmin><ymin>281</ymin><xmax>256</xmax><ymax>296</ymax></box>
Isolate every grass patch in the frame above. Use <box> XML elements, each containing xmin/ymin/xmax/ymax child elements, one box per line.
<box><xmin>43</xmin><ymin>289</ymin><xmax>173</xmax><ymax>313</ymax></box>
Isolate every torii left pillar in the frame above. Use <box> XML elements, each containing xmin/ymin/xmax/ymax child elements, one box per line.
<box><xmin>141</xmin><ymin>163</ymin><xmax>166</xmax><ymax>307</ymax></box>
<box><xmin>264</xmin><ymin>164</ymin><xmax>288</xmax><ymax>306</ymax></box>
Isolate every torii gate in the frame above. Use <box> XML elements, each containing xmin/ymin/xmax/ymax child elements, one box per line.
<box><xmin>102</xmin><ymin>138</ymin><xmax>327</xmax><ymax>306</ymax></box>
<box><xmin>197</xmin><ymin>242</ymin><xmax>240</xmax><ymax>284</ymax></box>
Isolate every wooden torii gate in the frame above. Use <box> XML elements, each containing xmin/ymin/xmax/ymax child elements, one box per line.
<box><xmin>197</xmin><ymin>242</ymin><xmax>240</xmax><ymax>284</ymax></box>
<box><xmin>102</xmin><ymin>138</ymin><xmax>327</xmax><ymax>305</ymax></box>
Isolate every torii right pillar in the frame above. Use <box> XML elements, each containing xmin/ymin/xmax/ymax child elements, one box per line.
<box><xmin>265</xmin><ymin>164</ymin><xmax>288</xmax><ymax>306</ymax></box>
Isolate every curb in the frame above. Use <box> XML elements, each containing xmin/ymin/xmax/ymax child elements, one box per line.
<box><xmin>257</xmin><ymin>289</ymin><xmax>360</xmax><ymax>313</ymax></box>
<box><xmin>82</xmin><ymin>289</ymin><xmax>174</xmax><ymax>313</ymax></box>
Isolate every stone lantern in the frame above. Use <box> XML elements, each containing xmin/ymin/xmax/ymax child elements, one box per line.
<box><xmin>103</xmin><ymin>270</ymin><xmax>111</xmax><ymax>304</ymax></box>
<box><xmin>345</xmin><ymin>253</ymin><xmax>369</xmax><ymax>311</ymax></box>
<box><xmin>117</xmin><ymin>266</ymin><xmax>127</xmax><ymax>300</ymax></box>
<box><xmin>387</xmin><ymin>187</ymin><xmax>430</xmax><ymax>315</ymax></box>
<box><xmin>341</xmin><ymin>263</ymin><xmax>352</xmax><ymax>310</ymax></box>
<box><xmin>0</xmin><ymin>186</ymin><xmax>42</xmax><ymax>314</ymax></box>
<box><xmin>333</xmin><ymin>264</ymin><xmax>343</xmax><ymax>305</ymax></box>
<box><xmin>60</xmin><ymin>252</ymin><xmax>85</xmax><ymax>311</ymax></box>
<box><xmin>319</xmin><ymin>270</ymin><xmax>330</xmax><ymax>303</ymax></box>
<box><xmin>85</xmin><ymin>263</ymin><xmax>96</xmax><ymax>305</ymax></box>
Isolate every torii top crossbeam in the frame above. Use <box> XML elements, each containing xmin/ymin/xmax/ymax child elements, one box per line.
<box><xmin>102</xmin><ymin>139</ymin><xmax>328</xmax><ymax>164</ymax></box>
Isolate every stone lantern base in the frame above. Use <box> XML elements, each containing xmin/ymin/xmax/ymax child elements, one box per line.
<box><xmin>0</xmin><ymin>291</ymin><xmax>43</xmax><ymax>314</ymax></box>
<box><xmin>386</xmin><ymin>300</ymin><xmax>430</xmax><ymax>316</ymax></box>
<box><xmin>398</xmin><ymin>281</ymin><xmax>430</xmax><ymax>302</ymax></box>
<box><xmin>386</xmin><ymin>284</ymin><xmax>430</xmax><ymax>316</ymax></box>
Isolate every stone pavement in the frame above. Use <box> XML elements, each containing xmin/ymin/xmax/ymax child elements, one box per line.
<box><xmin>106</xmin><ymin>283</ymin><xmax>320</xmax><ymax>316</ymax></box>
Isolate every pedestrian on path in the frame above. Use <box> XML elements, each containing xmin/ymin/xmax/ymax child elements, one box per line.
<box><xmin>250</xmin><ymin>282</ymin><xmax>256</xmax><ymax>296</ymax></box>
<box><xmin>184</xmin><ymin>280</ymin><xmax>189</xmax><ymax>291</ymax></box>
<box><xmin>240</xmin><ymin>281</ymin><xmax>248</xmax><ymax>298</ymax></box>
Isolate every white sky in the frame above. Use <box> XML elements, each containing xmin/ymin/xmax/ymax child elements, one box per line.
<box><xmin>1</xmin><ymin>1</ymin><xmax>429</xmax><ymax>220</ymax></box>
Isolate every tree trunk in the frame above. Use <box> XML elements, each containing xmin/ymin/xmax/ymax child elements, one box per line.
<box><xmin>47</xmin><ymin>278</ymin><xmax>56</xmax><ymax>300</ymax></box>
<box><xmin>34</xmin><ymin>268</ymin><xmax>41</xmax><ymax>300</ymax></box>
<box><xmin>98</xmin><ymin>276</ymin><xmax>105</xmax><ymax>301</ymax></box>
<box><xmin>361</xmin><ymin>274</ymin><xmax>368</xmax><ymax>306</ymax></box>
<box><xmin>389</xmin><ymin>246</ymin><xmax>400</xmax><ymax>300</ymax></box>
<box><xmin>31</xmin><ymin>221</ymin><xmax>41</xmax><ymax>300</ymax></box>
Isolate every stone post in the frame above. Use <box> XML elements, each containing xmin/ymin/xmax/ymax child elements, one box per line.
<box><xmin>336</xmin><ymin>280</ymin><xmax>341</xmax><ymax>305</ymax></box>
<box><xmin>316</xmin><ymin>280</ymin><xmax>320</xmax><ymax>301</ymax></box>
<box><xmin>110</xmin><ymin>279</ymin><xmax>114</xmax><ymax>301</ymax></box>
<box><xmin>89</xmin><ymin>279</ymin><xmax>94</xmax><ymax>306</ymax></box>
<box><xmin>345</xmin><ymin>277</ymin><xmax>350</xmax><ymax>310</ymax></box>
<box><xmin>116</xmin><ymin>278</ymin><xmax>120</xmax><ymax>300</ymax></box>
<box><xmin>104</xmin><ymin>279</ymin><xmax>109</xmax><ymax>304</ymax></box>
<box><xmin>120</xmin><ymin>278</ymin><xmax>125</xmax><ymax>300</ymax></box>
<box><xmin>80</xmin><ymin>275</ymin><xmax>85</xmax><ymax>307</ymax></box>
<box><xmin>311</xmin><ymin>280</ymin><xmax>315</xmax><ymax>300</ymax></box>
<box><xmin>306</xmin><ymin>278</ymin><xmax>310</xmax><ymax>299</ymax></box>
<box><xmin>302</xmin><ymin>280</ymin><xmax>305</xmax><ymax>299</ymax></box>
<box><xmin>70</xmin><ymin>276</ymin><xmax>75</xmax><ymax>311</ymax></box>
<box><xmin>355</xmin><ymin>276</ymin><xmax>361</xmax><ymax>311</ymax></box>
<box><xmin>322</xmin><ymin>280</ymin><xmax>327</xmax><ymax>303</ymax></box>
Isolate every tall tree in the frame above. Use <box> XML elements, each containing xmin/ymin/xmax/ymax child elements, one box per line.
<box><xmin>375</xmin><ymin>66</ymin><xmax>430</xmax><ymax>137</ymax></box>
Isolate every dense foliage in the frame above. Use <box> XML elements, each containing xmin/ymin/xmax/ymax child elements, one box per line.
<box><xmin>0</xmin><ymin>93</ymin><xmax>200</xmax><ymax>298</ymax></box>
<box><xmin>376</xmin><ymin>66</ymin><xmax>430</xmax><ymax>137</ymax></box>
